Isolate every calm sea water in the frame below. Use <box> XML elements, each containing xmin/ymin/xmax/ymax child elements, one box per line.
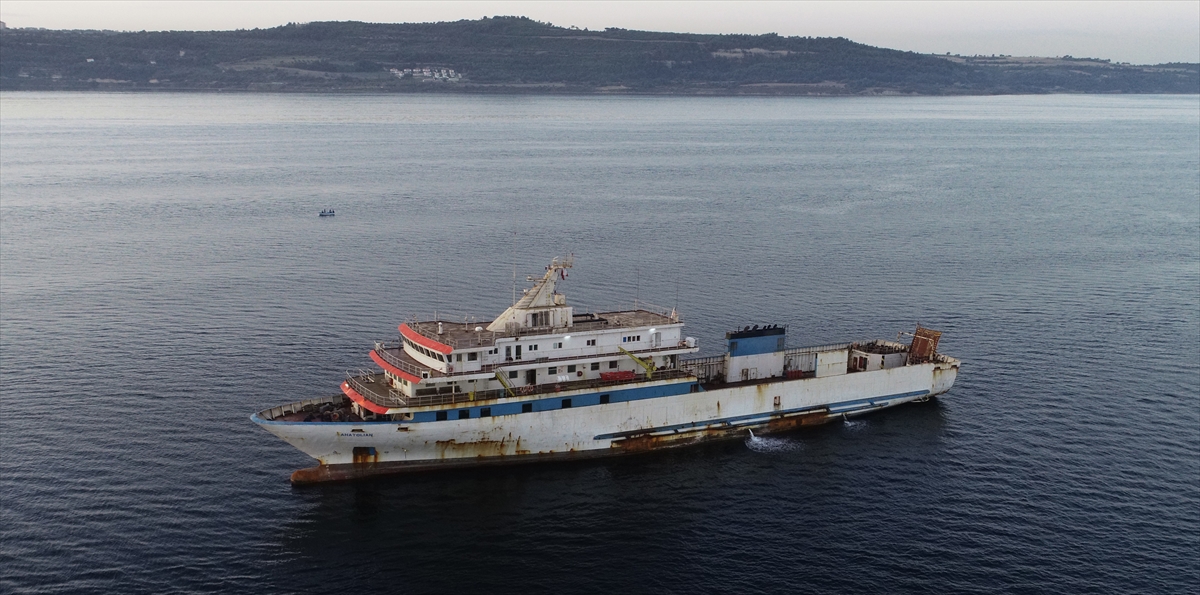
<box><xmin>1</xmin><ymin>92</ymin><xmax>1197</xmax><ymax>594</ymax></box>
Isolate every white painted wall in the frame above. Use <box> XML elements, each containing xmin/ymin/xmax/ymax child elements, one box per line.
<box><xmin>815</xmin><ymin>349</ymin><xmax>849</xmax><ymax>378</ymax></box>
<box><xmin>727</xmin><ymin>351</ymin><xmax>785</xmax><ymax>381</ymax></box>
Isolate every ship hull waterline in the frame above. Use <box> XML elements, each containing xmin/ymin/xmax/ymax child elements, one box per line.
<box><xmin>254</xmin><ymin>361</ymin><xmax>957</xmax><ymax>485</ymax></box>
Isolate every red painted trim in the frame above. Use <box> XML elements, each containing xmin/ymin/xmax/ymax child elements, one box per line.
<box><xmin>342</xmin><ymin>381</ymin><xmax>391</xmax><ymax>415</ymax></box>
<box><xmin>399</xmin><ymin>323</ymin><xmax>454</xmax><ymax>355</ymax></box>
<box><xmin>370</xmin><ymin>350</ymin><xmax>422</xmax><ymax>384</ymax></box>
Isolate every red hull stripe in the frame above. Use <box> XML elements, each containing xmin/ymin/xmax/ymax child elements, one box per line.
<box><xmin>369</xmin><ymin>350</ymin><xmax>422</xmax><ymax>384</ymax></box>
<box><xmin>399</xmin><ymin>323</ymin><xmax>454</xmax><ymax>355</ymax></box>
<box><xmin>342</xmin><ymin>381</ymin><xmax>391</xmax><ymax>415</ymax></box>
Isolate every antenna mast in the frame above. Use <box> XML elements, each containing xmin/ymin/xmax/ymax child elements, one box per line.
<box><xmin>635</xmin><ymin>267</ymin><xmax>640</xmax><ymax>309</ymax></box>
<box><xmin>511</xmin><ymin>231</ymin><xmax>517</xmax><ymax>306</ymax></box>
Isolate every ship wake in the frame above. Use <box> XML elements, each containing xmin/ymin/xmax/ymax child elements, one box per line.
<box><xmin>745</xmin><ymin>429</ymin><xmax>803</xmax><ymax>453</ymax></box>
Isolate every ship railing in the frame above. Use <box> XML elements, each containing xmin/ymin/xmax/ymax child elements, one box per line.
<box><xmin>373</xmin><ymin>343</ymin><xmax>428</xmax><ymax>378</ymax></box>
<box><xmin>680</xmin><ymin>355</ymin><xmax>725</xmax><ymax>379</ymax></box>
<box><xmin>572</xmin><ymin>301</ymin><xmax>682</xmax><ymax>323</ymax></box>
<box><xmin>404</xmin><ymin>368</ymin><xmax>696</xmax><ymax>408</ymax></box>
<box><xmin>783</xmin><ymin>342</ymin><xmax>855</xmax><ymax>356</ymax></box>
<box><xmin>390</xmin><ymin>343</ymin><xmax>694</xmax><ymax>380</ymax></box>
<box><xmin>259</xmin><ymin>396</ymin><xmax>341</xmax><ymax>421</ymax></box>
<box><xmin>346</xmin><ymin>372</ymin><xmax>409</xmax><ymax>408</ymax></box>
<box><xmin>404</xmin><ymin>317</ymin><xmax>460</xmax><ymax>348</ymax></box>
<box><xmin>501</xmin><ymin>322</ymin><xmax>572</xmax><ymax>338</ymax></box>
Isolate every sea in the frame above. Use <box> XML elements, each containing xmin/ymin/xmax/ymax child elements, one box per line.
<box><xmin>1</xmin><ymin>92</ymin><xmax>1197</xmax><ymax>594</ymax></box>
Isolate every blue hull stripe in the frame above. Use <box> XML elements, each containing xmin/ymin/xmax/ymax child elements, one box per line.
<box><xmin>255</xmin><ymin>378</ymin><xmax>699</xmax><ymax>425</ymax></box>
<box><xmin>253</xmin><ymin>383</ymin><xmax>928</xmax><ymax>428</ymax></box>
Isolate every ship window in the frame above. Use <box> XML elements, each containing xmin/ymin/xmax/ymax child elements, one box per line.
<box><xmin>522</xmin><ymin>403</ymin><xmax>533</xmax><ymax>413</ymax></box>
<box><xmin>505</xmin><ymin>346</ymin><xmax>512</xmax><ymax>360</ymax></box>
<box><xmin>467</xmin><ymin>352</ymin><xmax>478</xmax><ymax>361</ymax></box>
<box><xmin>600</xmin><ymin>394</ymin><xmax>610</xmax><ymax>404</ymax></box>
<box><xmin>548</xmin><ymin>367</ymin><xmax>557</xmax><ymax>374</ymax></box>
<box><xmin>458</xmin><ymin>410</ymin><xmax>469</xmax><ymax>420</ymax></box>
<box><xmin>529</xmin><ymin>344</ymin><xmax>538</xmax><ymax>351</ymax></box>
<box><xmin>436</xmin><ymin>411</ymin><xmax>447</xmax><ymax>421</ymax></box>
<box><xmin>456</xmin><ymin>354</ymin><xmax>463</xmax><ymax>362</ymax></box>
<box><xmin>480</xmin><ymin>407</ymin><xmax>491</xmax><ymax>417</ymax></box>
<box><xmin>587</xmin><ymin>339</ymin><xmax>596</xmax><ymax>346</ymax></box>
<box><xmin>509</xmin><ymin>371</ymin><xmax>518</xmax><ymax>379</ymax></box>
<box><xmin>554</xmin><ymin>342</ymin><xmax>563</xmax><ymax>349</ymax></box>
<box><xmin>561</xmin><ymin>398</ymin><xmax>572</xmax><ymax>409</ymax></box>
<box><xmin>567</xmin><ymin>365</ymin><xmax>576</xmax><ymax>373</ymax></box>
<box><xmin>690</xmin><ymin>384</ymin><xmax>700</xmax><ymax>393</ymax></box>
<box><xmin>609</xmin><ymin>361</ymin><xmax>618</xmax><ymax>369</ymax></box>
<box><xmin>591</xmin><ymin>362</ymin><xmax>600</xmax><ymax>371</ymax></box>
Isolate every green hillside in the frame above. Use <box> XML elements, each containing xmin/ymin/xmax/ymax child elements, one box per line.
<box><xmin>2</xmin><ymin>17</ymin><xmax>1196</xmax><ymax>94</ymax></box>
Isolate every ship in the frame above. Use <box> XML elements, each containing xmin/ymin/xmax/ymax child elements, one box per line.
<box><xmin>252</xmin><ymin>256</ymin><xmax>960</xmax><ymax>484</ymax></box>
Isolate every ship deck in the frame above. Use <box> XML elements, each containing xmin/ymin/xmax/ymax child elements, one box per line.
<box><xmin>375</xmin><ymin>340</ymin><xmax>693</xmax><ymax>381</ymax></box>
<box><xmin>346</xmin><ymin>367</ymin><xmax>696</xmax><ymax>411</ymax></box>
<box><xmin>405</xmin><ymin>309</ymin><xmax>678</xmax><ymax>349</ymax></box>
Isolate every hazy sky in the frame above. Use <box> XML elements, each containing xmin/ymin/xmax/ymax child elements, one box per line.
<box><xmin>1</xmin><ymin>1</ymin><xmax>1197</xmax><ymax>64</ymax></box>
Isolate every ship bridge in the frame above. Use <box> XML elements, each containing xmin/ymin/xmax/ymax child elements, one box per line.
<box><xmin>341</xmin><ymin>257</ymin><xmax>699</xmax><ymax>416</ymax></box>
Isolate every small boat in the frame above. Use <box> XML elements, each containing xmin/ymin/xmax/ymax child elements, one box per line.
<box><xmin>319</xmin><ymin>209</ymin><xmax>336</xmax><ymax>217</ymax></box>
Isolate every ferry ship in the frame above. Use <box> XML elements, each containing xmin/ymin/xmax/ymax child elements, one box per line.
<box><xmin>253</xmin><ymin>256</ymin><xmax>960</xmax><ymax>484</ymax></box>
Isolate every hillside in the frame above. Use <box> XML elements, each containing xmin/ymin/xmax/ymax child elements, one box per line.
<box><xmin>2</xmin><ymin>17</ymin><xmax>1196</xmax><ymax>94</ymax></box>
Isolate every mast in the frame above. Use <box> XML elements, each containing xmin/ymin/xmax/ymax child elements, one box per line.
<box><xmin>487</xmin><ymin>255</ymin><xmax>575</xmax><ymax>332</ymax></box>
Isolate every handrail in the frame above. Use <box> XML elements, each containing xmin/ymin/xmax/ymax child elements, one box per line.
<box><xmin>257</xmin><ymin>396</ymin><xmax>342</xmax><ymax>421</ymax></box>
<box><xmin>783</xmin><ymin>342</ymin><xmax>855</xmax><ymax>355</ymax></box>
<box><xmin>403</xmin><ymin>304</ymin><xmax>684</xmax><ymax>346</ymax></box>
<box><xmin>394</xmin><ymin>342</ymin><xmax>696</xmax><ymax>381</ymax></box>
<box><xmin>404</xmin><ymin>368</ymin><xmax>695</xmax><ymax>408</ymax></box>
<box><xmin>346</xmin><ymin>373</ymin><xmax>408</xmax><ymax>408</ymax></box>
<box><xmin>374</xmin><ymin>344</ymin><xmax>427</xmax><ymax>378</ymax></box>
<box><xmin>574</xmin><ymin>302</ymin><xmax>682</xmax><ymax>323</ymax></box>
<box><xmin>405</xmin><ymin>320</ymin><xmax>459</xmax><ymax>348</ymax></box>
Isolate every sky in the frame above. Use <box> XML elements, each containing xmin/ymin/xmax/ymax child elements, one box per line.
<box><xmin>1</xmin><ymin>1</ymin><xmax>1197</xmax><ymax>65</ymax></box>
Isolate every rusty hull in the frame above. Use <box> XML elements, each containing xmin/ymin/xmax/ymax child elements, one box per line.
<box><xmin>614</xmin><ymin>408</ymin><xmax>831</xmax><ymax>453</ymax></box>
<box><xmin>292</xmin><ymin>449</ymin><xmax>599</xmax><ymax>485</ymax></box>
<box><xmin>289</xmin><ymin>408</ymin><xmax>838</xmax><ymax>485</ymax></box>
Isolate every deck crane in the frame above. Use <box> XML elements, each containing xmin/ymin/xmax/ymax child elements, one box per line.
<box><xmin>618</xmin><ymin>346</ymin><xmax>657</xmax><ymax>380</ymax></box>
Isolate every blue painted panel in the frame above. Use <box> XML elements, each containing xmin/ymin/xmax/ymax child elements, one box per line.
<box><xmin>727</xmin><ymin>333</ymin><xmax>785</xmax><ymax>357</ymax></box>
<box><xmin>407</xmin><ymin>380</ymin><xmax>698</xmax><ymax>422</ymax></box>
